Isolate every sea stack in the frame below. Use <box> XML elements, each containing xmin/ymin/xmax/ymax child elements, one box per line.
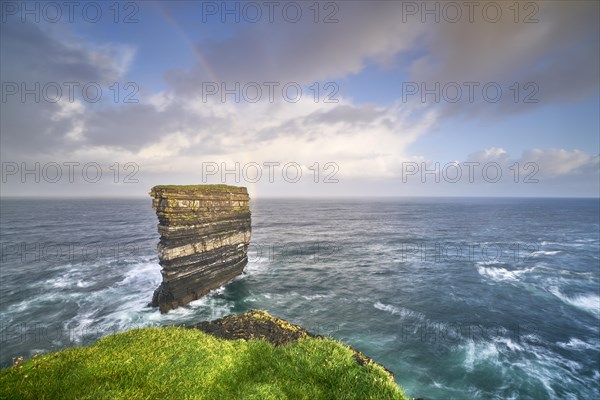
<box><xmin>149</xmin><ymin>185</ymin><xmax>251</xmax><ymax>313</ymax></box>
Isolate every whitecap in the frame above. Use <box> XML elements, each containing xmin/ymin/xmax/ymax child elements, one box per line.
<box><xmin>373</xmin><ymin>301</ymin><xmax>425</xmax><ymax>320</ymax></box>
<box><xmin>243</xmin><ymin>257</ymin><xmax>271</xmax><ymax>275</ymax></box>
<box><xmin>493</xmin><ymin>336</ymin><xmax>524</xmax><ymax>352</ymax></box>
<box><xmin>212</xmin><ymin>286</ymin><xmax>226</xmax><ymax>295</ymax></box>
<box><xmin>301</xmin><ymin>293</ymin><xmax>334</xmax><ymax>301</ymax></box>
<box><xmin>531</xmin><ymin>250</ymin><xmax>561</xmax><ymax>257</ymax></box>
<box><xmin>540</xmin><ymin>241</ymin><xmax>559</xmax><ymax>246</ymax></box>
<box><xmin>116</xmin><ymin>261</ymin><xmax>161</xmax><ymax>287</ymax></box>
<box><xmin>182</xmin><ymin>289</ymin><xmax>235</xmax><ymax>320</ymax></box>
<box><xmin>44</xmin><ymin>275</ymin><xmax>72</xmax><ymax>289</ymax></box>
<box><xmin>568</xmin><ymin>294</ymin><xmax>600</xmax><ymax>316</ymax></box>
<box><xmin>76</xmin><ymin>279</ymin><xmax>96</xmax><ymax>288</ymax></box>
<box><xmin>477</xmin><ymin>266</ymin><xmax>518</xmax><ymax>281</ymax></box>
<box><xmin>549</xmin><ymin>287</ymin><xmax>600</xmax><ymax>317</ymax></box>
<box><xmin>463</xmin><ymin>340</ymin><xmax>500</xmax><ymax>372</ymax></box>
<box><xmin>477</xmin><ymin>265</ymin><xmax>536</xmax><ymax>282</ymax></box>
<box><xmin>43</xmin><ymin>267</ymin><xmax>96</xmax><ymax>290</ymax></box>
<box><xmin>374</xmin><ymin>301</ymin><xmax>401</xmax><ymax>314</ymax></box>
<box><xmin>557</xmin><ymin>338</ymin><xmax>600</xmax><ymax>351</ymax></box>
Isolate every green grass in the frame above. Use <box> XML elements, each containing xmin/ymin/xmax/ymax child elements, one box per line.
<box><xmin>0</xmin><ymin>326</ymin><xmax>407</xmax><ymax>400</ymax></box>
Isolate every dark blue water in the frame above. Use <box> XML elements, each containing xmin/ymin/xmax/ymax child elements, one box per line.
<box><xmin>1</xmin><ymin>197</ymin><xmax>599</xmax><ymax>399</ymax></box>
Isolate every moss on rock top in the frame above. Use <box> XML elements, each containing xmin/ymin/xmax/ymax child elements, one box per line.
<box><xmin>151</xmin><ymin>184</ymin><xmax>248</xmax><ymax>193</ymax></box>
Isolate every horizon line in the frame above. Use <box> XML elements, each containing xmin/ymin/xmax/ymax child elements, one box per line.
<box><xmin>1</xmin><ymin>195</ymin><xmax>599</xmax><ymax>200</ymax></box>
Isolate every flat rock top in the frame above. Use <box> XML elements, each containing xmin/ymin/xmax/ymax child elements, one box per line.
<box><xmin>151</xmin><ymin>184</ymin><xmax>248</xmax><ymax>194</ymax></box>
<box><xmin>188</xmin><ymin>309</ymin><xmax>394</xmax><ymax>377</ymax></box>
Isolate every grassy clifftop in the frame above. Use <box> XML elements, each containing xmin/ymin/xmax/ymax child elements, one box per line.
<box><xmin>0</xmin><ymin>311</ymin><xmax>409</xmax><ymax>400</ymax></box>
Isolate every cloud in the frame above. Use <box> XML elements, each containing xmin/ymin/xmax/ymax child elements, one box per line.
<box><xmin>521</xmin><ymin>148</ymin><xmax>599</xmax><ymax>178</ymax></box>
<box><xmin>462</xmin><ymin>147</ymin><xmax>599</xmax><ymax>182</ymax></box>
<box><xmin>468</xmin><ymin>147</ymin><xmax>510</xmax><ymax>163</ymax></box>
<box><xmin>409</xmin><ymin>1</ymin><xmax>600</xmax><ymax>116</ymax></box>
<box><xmin>0</xmin><ymin>20</ymin><xmax>134</xmax><ymax>84</ymax></box>
<box><xmin>162</xmin><ymin>1</ymin><xmax>599</xmax><ymax>117</ymax></box>
<box><xmin>109</xmin><ymin>97</ymin><xmax>439</xmax><ymax>180</ymax></box>
<box><xmin>164</xmin><ymin>2</ymin><xmax>427</xmax><ymax>94</ymax></box>
<box><xmin>0</xmin><ymin>20</ymin><xmax>135</xmax><ymax>156</ymax></box>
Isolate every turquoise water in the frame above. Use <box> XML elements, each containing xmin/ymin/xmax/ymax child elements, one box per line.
<box><xmin>1</xmin><ymin>197</ymin><xmax>599</xmax><ymax>399</ymax></box>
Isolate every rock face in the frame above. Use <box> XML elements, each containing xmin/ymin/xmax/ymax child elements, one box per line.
<box><xmin>149</xmin><ymin>185</ymin><xmax>251</xmax><ymax>313</ymax></box>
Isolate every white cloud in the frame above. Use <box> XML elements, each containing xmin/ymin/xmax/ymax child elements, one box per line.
<box><xmin>50</xmin><ymin>99</ymin><xmax>85</xmax><ymax>121</ymax></box>
<box><xmin>468</xmin><ymin>147</ymin><xmax>510</xmax><ymax>163</ymax></box>
<box><xmin>112</xmin><ymin>97</ymin><xmax>439</xmax><ymax>180</ymax></box>
<box><xmin>147</xmin><ymin>92</ymin><xmax>175</xmax><ymax>112</ymax></box>
<box><xmin>521</xmin><ymin>148</ymin><xmax>599</xmax><ymax>178</ymax></box>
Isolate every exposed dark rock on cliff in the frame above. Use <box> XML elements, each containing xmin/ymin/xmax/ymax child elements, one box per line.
<box><xmin>149</xmin><ymin>185</ymin><xmax>251</xmax><ymax>313</ymax></box>
<box><xmin>190</xmin><ymin>309</ymin><xmax>310</xmax><ymax>346</ymax></box>
<box><xmin>189</xmin><ymin>310</ymin><xmax>396</xmax><ymax>379</ymax></box>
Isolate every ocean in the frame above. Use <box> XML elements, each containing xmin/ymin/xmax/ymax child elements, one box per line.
<box><xmin>0</xmin><ymin>197</ymin><xmax>598</xmax><ymax>399</ymax></box>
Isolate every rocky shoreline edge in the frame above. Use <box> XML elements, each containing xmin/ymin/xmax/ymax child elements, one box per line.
<box><xmin>186</xmin><ymin>309</ymin><xmax>430</xmax><ymax>399</ymax></box>
<box><xmin>186</xmin><ymin>310</ymin><xmax>425</xmax><ymax>399</ymax></box>
<box><xmin>188</xmin><ymin>310</ymin><xmax>395</xmax><ymax>375</ymax></box>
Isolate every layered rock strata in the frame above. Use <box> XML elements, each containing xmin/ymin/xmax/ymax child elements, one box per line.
<box><xmin>149</xmin><ymin>185</ymin><xmax>251</xmax><ymax>313</ymax></box>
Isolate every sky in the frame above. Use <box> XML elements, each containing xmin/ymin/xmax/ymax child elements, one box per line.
<box><xmin>0</xmin><ymin>0</ymin><xmax>599</xmax><ymax>198</ymax></box>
